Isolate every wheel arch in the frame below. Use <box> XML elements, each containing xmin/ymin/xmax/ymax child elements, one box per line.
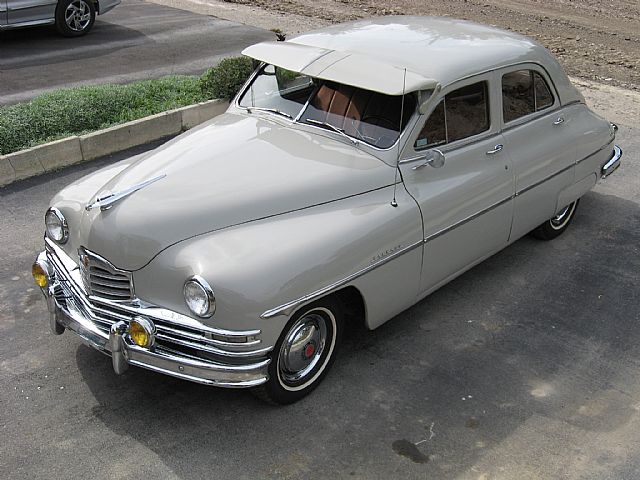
<box><xmin>329</xmin><ymin>285</ymin><xmax>367</xmax><ymax>330</ymax></box>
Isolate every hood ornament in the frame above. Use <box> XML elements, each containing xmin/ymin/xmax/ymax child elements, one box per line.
<box><xmin>85</xmin><ymin>174</ymin><xmax>166</xmax><ymax>212</ymax></box>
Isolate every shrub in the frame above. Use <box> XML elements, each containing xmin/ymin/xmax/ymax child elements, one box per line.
<box><xmin>199</xmin><ymin>56</ymin><xmax>254</xmax><ymax>100</ymax></box>
<box><xmin>0</xmin><ymin>76</ymin><xmax>203</xmax><ymax>155</ymax></box>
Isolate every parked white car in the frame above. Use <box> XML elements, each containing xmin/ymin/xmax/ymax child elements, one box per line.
<box><xmin>0</xmin><ymin>0</ymin><xmax>119</xmax><ymax>36</ymax></box>
<box><xmin>32</xmin><ymin>17</ymin><xmax>622</xmax><ymax>404</ymax></box>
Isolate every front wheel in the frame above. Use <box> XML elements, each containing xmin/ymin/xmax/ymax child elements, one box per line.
<box><xmin>55</xmin><ymin>0</ymin><xmax>96</xmax><ymax>37</ymax></box>
<box><xmin>252</xmin><ymin>298</ymin><xmax>344</xmax><ymax>404</ymax></box>
<box><xmin>531</xmin><ymin>199</ymin><xmax>579</xmax><ymax>240</ymax></box>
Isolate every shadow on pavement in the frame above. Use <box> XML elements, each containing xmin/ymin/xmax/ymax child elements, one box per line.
<box><xmin>0</xmin><ymin>21</ymin><xmax>148</xmax><ymax>70</ymax></box>
<box><xmin>73</xmin><ymin>191</ymin><xmax>640</xmax><ymax>478</ymax></box>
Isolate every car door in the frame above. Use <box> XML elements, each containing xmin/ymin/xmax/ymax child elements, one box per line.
<box><xmin>400</xmin><ymin>74</ymin><xmax>514</xmax><ymax>295</ymax></box>
<box><xmin>7</xmin><ymin>0</ymin><xmax>56</xmax><ymax>25</ymax></box>
<box><xmin>498</xmin><ymin>65</ymin><xmax>579</xmax><ymax>241</ymax></box>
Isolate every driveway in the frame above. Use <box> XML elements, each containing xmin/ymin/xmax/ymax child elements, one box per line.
<box><xmin>0</xmin><ymin>0</ymin><xmax>272</xmax><ymax>105</ymax></box>
<box><xmin>0</xmin><ymin>125</ymin><xmax>638</xmax><ymax>479</ymax></box>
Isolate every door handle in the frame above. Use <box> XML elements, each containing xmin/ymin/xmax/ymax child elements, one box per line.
<box><xmin>412</xmin><ymin>149</ymin><xmax>446</xmax><ymax>170</ymax></box>
<box><xmin>486</xmin><ymin>144</ymin><xmax>503</xmax><ymax>155</ymax></box>
<box><xmin>553</xmin><ymin>117</ymin><xmax>565</xmax><ymax>125</ymax></box>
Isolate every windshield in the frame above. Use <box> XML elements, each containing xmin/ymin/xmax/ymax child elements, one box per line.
<box><xmin>238</xmin><ymin>64</ymin><xmax>416</xmax><ymax>149</ymax></box>
<box><xmin>239</xmin><ymin>64</ymin><xmax>314</xmax><ymax>118</ymax></box>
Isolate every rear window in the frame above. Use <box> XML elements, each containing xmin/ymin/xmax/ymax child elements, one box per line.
<box><xmin>502</xmin><ymin>70</ymin><xmax>555</xmax><ymax>123</ymax></box>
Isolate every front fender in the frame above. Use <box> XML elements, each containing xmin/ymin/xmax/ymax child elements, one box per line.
<box><xmin>133</xmin><ymin>185</ymin><xmax>423</xmax><ymax>348</ymax></box>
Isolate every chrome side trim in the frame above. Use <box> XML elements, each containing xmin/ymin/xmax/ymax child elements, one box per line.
<box><xmin>260</xmin><ymin>239</ymin><xmax>424</xmax><ymax>319</ymax></box>
<box><xmin>601</xmin><ymin>145</ymin><xmax>622</xmax><ymax>178</ymax></box>
<box><xmin>0</xmin><ymin>18</ymin><xmax>54</xmax><ymax>29</ymax></box>
<box><xmin>261</xmin><ymin>191</ymin><xmax>509</xmax><ymax>319</ymax></box>
<box><xmin>261</xmin><ymin>141</ymin><xmax>616</xmax><ymax>320</ymax></box>
<box><xmin>576</xmin><ymin>138</ymin><xmax>614</xmax><ymax>165</ymax></box>
<box><xmin>516</xmin><ymin>163</ymin><xmax>574</xmax><ymax>197</ymax></box>
<box><xmin>424</xmin><ymin>195</ymin><xmax>513</xmax><ymax>243</ymax></box>
<box><xmin>516</xmin><ymin>138</ymin><xmax>615</xmax><ymax>197</ymax></box>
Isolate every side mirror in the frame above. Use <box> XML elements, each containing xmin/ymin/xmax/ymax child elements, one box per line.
<box><xmin>428</xmin><ymin>149</ymin><xmax>446</xmax><ymax>168</ymax></box>
<box><xmin>412</xmin><ymin>149</ymin><xmax>445</xmax><ymax>170</ymax></box>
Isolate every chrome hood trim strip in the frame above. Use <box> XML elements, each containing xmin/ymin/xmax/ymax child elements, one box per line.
<box><xmin>85</xmin><ymin>174</ymin><xmax>166</xmax><ymax>212</ymax></box>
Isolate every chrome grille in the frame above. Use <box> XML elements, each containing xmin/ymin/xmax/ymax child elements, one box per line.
<box><xmin>45</xmin><ymin>241</ymin><xmax>268</xmax><ymax>363</ymax></box>
<box><xmin>79</xmin><ymin>247</ymin><xmax>133</xmax><ymax>301</ymax></box>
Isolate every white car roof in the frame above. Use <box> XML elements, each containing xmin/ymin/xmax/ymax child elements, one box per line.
<box><xmin>243</xmin><ymin>16</ymin><xmax>582</xmax><ymax>104</ymax></box>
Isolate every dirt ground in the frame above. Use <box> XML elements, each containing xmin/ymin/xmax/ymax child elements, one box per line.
<box><xmin>218</xmin><ymin>0</ymin><xmax>639</xmax><ymax>91</ymax></box>
<box><xmin>152</xmin><ymin>0</ymin><xmax>640</xmax><ymax>127</ymax></box>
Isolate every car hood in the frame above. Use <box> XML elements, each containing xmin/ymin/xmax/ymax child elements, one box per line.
<box><xmin>54</xmin><ymin>113</ymin><xmax>394</xmax><ymax>271</ymax></box>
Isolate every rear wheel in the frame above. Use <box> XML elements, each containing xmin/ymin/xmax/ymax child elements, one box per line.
<box><xmin>252</xmin><ymin>297</ymin><xmax>344</xmax><ymax>405</ymax></box>
<box><xmin>55</xmin><ymin>0</ymin><xmax>96</xmax><ymax>37</ymax></box>
<box><xmin>531</xmin><ymin>199</ymin><xmax>579</xmax><ymax>240</ymax></box>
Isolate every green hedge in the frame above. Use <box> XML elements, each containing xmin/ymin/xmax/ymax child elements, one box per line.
<box><xmin>0</xmin><ymin>56</ymin><xmax>255</xmax><ymax>155</ymax></box>
<box><xmin>199</xmin><ymin>56</ymin><xmax>254</xmax><ymax>100</ymax></box>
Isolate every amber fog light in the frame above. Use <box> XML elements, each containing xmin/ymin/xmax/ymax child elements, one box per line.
<box><xmin>128</xmin><ymin>317</ymin><xmax>156</xmax><ymax>349</ymax></box>
<box><xmin>32</xmin><ymin>262</ymin><xmax>48</xmax><ymax>288</ymax></box>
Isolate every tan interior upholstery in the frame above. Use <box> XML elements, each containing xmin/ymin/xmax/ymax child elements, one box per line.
<box><xmin>308</xmin><ymin>82</ymin><xmax>405</xmax><ymax>146</ymax></box>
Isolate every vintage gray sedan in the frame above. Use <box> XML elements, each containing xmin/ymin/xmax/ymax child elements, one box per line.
<box><xmin>32</xmin><ymin>17</ymin><xmax>622</xmax><ymax>404</ymax></box>
<box><xmin>0</xmin><ymin>0</ymin><xmax>119</xmax><ymax>36</ymax></box>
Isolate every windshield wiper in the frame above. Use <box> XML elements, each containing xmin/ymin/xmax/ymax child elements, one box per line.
<box><xmin>245</xmin><ymin>106</ymin><xmax>293</xmax><ymax>119</ymax></box>
<box><xmin>304</xmin><ymin>119</ymin><xmax>357</xmax><ymax>145</ymax></box>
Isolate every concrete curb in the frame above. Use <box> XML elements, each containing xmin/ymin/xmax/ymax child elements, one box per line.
<box><xmin>0</xmin><ymin>99</ymin><xmax>229</xmax><ymax>188</ymax></box>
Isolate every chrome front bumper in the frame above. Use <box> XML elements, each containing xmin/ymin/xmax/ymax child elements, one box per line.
<box><xmin>35</xmin><ymin>247</ymin><xmax>270</xmax><ymax>388</ymax></box>
<box><xmin>601</xmin><ymin>145</ymin><xmax>622</xmax><ymax>178</ymax></box>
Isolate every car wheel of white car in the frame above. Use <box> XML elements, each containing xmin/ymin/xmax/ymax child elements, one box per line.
<box><xmin>532</xmin><ymin>199</ymin><xmax>579</xmax><ymax>240</ymax></box>
<box><xmin>55</xmin><ymin>0</ymin><xmax>96</xmax><ymax>37</ymax></box>
<box><xmin>252</xmin><ymin>298</ymin><xmax>344</xmax><ymax>404</ymax></box>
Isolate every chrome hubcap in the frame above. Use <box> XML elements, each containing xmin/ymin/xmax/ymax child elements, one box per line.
<box><xmin>65</xmin><ymin>0</ymin><xmax>91</xmax><ymax>32</ymax></box>
<box><xmin>278</xmin><ymin>312</ymin><xmax>329</xmax><ymax>387</ymax></box>
<box><xmin>550</xmin><ymin>202</ymin><xmax>575</xmax><ymax>230</ymax></box>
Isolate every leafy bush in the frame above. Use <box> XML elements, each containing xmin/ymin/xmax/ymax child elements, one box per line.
<box><xmin>199</xmin><ymin>56</ymin><xmax>254</xmax><ymax>100</ymax></box>
<box><xmin>0</xmin><ymin>76</ymin><xmax>204</xmax><ymax>155</ymax></box>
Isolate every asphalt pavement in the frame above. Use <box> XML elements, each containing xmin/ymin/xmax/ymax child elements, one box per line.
<box><xmin>0</xmin><ymin>126</ymin><xmax>638</xmax><ymax>479</ymax></box>
<box><xmin>0</xmin><ymin>0</ymin><xmax>272</xmax><ymax>105</ymax></box>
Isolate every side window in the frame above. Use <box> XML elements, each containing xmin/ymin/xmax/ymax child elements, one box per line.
<box><xmin>502</xmin><ymin>70</ymin><xmax>554</xmax><ymax>123</ymax></box>
<box><xmin>415</xmin><ymin>81</ymin><xmax>489</xmax><ymax>149</ymax></box>
<box><xmin>533</xmin><ymin>72</ymin><xmax>554</xmax><ymax>110</ymax></box>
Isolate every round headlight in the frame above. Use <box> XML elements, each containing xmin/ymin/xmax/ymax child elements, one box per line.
<box><xmin>183</xmin><ymin>275</ymin><xmax>215</xmax><ymax>318</ymax></box>
<box><xmin>45</xmin><ymin>207</ymin><xmax>68</xmax><ymax>244</ymax></box>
